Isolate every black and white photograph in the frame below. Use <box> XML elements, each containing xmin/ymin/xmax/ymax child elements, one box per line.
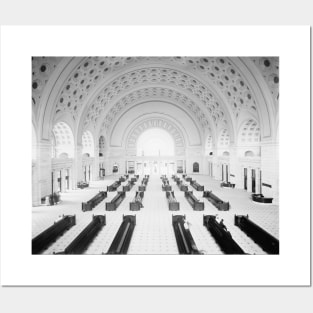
<box><xmin>1</xmin><ymin>25</ymin><xmax>310</xmax><ymax>290</ymax></box>
<box><xmin>0</xmin><ymin>0</ymin><xmax>312</xmax><ymax>310</ymax></box>
<box><xmin>31</xmin><ymin>56</ymin><xmax>280</xmax><ymax>255</ymax></box>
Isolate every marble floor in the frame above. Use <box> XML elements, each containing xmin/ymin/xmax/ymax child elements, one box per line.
<box><xmin>32</xmin><ymin>174</ymin><xmax>279</xmax><ymax>255</ymax></box>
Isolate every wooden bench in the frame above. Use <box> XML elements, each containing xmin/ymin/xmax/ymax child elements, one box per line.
<box><xmin>184</xmin><ymin>191</ymin><xmax>204</xmax><ymax>211</ymax></box>
<box><xmin>162</xmin><ymin>183</ymin><xmax>172</xmax><ymax>191</ymax></box>
<box><xmin>55</xmin><ymin>215</ymin><xmax>106</xmax><ymax>254</ymax></box>
<box><xmin>252</xmin><ymin>194</ymin><xmax>273</xmax><ymax>204</ymax></box>
<box><xmin>106</xmin><ymin>191</ymin><xmax>126</xmax><ymax>211</ymax></box>
<box><xmin>184</xmin><ymin>176</ymin><xmax>192</xmax><ymax>182</ymax></box>
<box><xmin>177</xmin><ymin>180</ymin><xmax>188</xmax><ymax>192</ymax></box>
<box><xmin>77</xmin><ymin>181</ymin><xmax>89</xmax><ymax>189</ymax></box>
<box><xmin>190</xmin><ymin>180</ymin><xmax>204</xmax><ymax>191</ymax></box>
<box><xmin>130</xmin><ymin>177</ymin><xmax>138</xmax><ymax>183</ymax></box>
<box><xmin>82</xmin><ymin>191</ymin><xmax>108</xmax><ymax>212</ymax></box>
<box><xmin>142</xmin><ymin>177</ymin><xmax>149</xmax><ymax>186</ymax></box>
<box><xmin>123</xmin><ymin>180</ymin><xmax>134</xmax><ymax>192</ymax></box>
<box><xmin>203</xmin><ymin>191</ymin><xmax>230</xmax><ymax>211</ymax></box>
<box><xmin>118</xmin><ymin>176</ymin><xmax>126</xmax><ymax>182</ymax></box>
<box><xmin>106</xmin><ymin>215</ymin><xmax>136</xmax><ymax>254</ymax></box>
<box><xmin>172</xmin><ymin>215</ymin><xmax>200</xmax><ymax>254</ymax></box>
<box><xmin>130</xmin><ymin>191</ymin><xmax>144</xmax><ymax>211</ymax></box>
<box><xmin>107</xmin><ymin>180</ymin><xmax>121</xmax><ymax>192</ymax></box>
<box><xmin>220</xmin><ymin>182</ymin><xmax>235</xmax><ymax>188</ymax></box>
<box><xmin>32</xmin><ymin>215</ymin><xmax>76</xmax><ymax>254</ymax></box>
<box><xmin>166</xmin><ymin>191</ymin><xmax>180</xmax><ymax>211</ymax></box>
<box><xmin>138</xmin><ymin>185</ymin><xmax>146</xmax><ymax>192</ymax></box>
<box><xmin>161</xmin><ymin>177</ymin><xmax>169</xmax><ymax>185</ymax></box>
<box><xmin>172</xmin><ymin>175</ymin><xmax>180</xmax><ymax>183</ymax></box>
<box><xmin>203</xmin><ymin>215</ymin><xmax>245</xmax><ymax>254</ymax></box>
<box><xmin>234</xmin><ymin>215</ymin><xmax>279</xmax><ymax>254</ymax></box>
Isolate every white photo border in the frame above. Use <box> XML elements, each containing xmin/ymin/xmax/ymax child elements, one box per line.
<box><xmin>0</xmin><ymin>25</ymin><xmax>311</xmax><ymax>286</ymax></box>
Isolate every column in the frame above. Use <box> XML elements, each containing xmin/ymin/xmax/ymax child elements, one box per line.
<box><xmin>255</xmin><ymin>168</ymin><xmax>261</xmax><ymax>194</ymax></box>
<box><xmin>247</xmin><ymin>168</ymin><xmax>252</xmax><ymax>192</ymax></box>
<box><xmin>62</xmin><ymin>168</ymin><xmax>67</xmax><ymax>192</ymax></box>
<box><xmin>72</xmin><ymin>144</ymin><xmax>83</xmax><ymax>189</ymax></box>
<box><xmin>37</xmin><ymin>140</ymin><xmax>52</xmax><ymax>198</ymax></box>
<box><xmin>228</xmin><ymin>144</ymin><xmax>241</xmax><ymax>187</ymax></box>
<box><xmin>261</xmin><ymin>141</ymin><xmax>279</xmax><ymax>204</ymax></box>
<box><xmin>211</xmin><ymin>145</ymin><xmax>218</xmax><ymax>180</ymax></box>
<box><xmin>93</xmin><ymin>146</ymin><xmax>99</xmax><ymax>180</ymax></box>
<box><xmin>32</xmin><ymin>161</ymin><xmax>41</xmax><ymax>206</ymax></box>
<box><xmin>67</xmin><ymin>168</ymin><xmax>71</xmax><ymax>190</ymax></box>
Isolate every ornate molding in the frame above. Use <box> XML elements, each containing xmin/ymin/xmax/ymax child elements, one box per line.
<box><xmin>126</xmin><ymin>118</ymin><xmax>185</xmax><ymax>154</ymax></box>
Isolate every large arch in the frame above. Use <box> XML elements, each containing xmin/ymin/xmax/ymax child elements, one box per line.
<box><xmin>237</xmin><ymin>118</ymin><xmax>261</xmax><ymax>157</ymax></box>
<box><xmin>136</xmin><ymin>128</ymin><xmax>175</xmax><ymax>157</ymax></box>
<box><xmin>110</xmin><ymin>101</ymin><xmax>201</xmax><ymax>148</ymax></box>
<box><xmin>96</xmin><ymin>86</ymin><xmax>214</xmax><ymax>134</ymax></box>
<box><xmin>233</xmin><ymin>57</ymin><xmax>277</xmax><ymax>140</ymax></box>
<box><xmin>35</xmin><ymin>57</ymin><xmax>278</xmax><ymax>149</ymax></box>
<box><xmin>37</xmin><ymin>57</ymin><xmax>83</xmax><ymax>141</ymax></box>
<box><xmin>125</xmin><ymin>117</ymin><xmax>186</xmax><ymax>157</ymax></box>
<box><xmin>74</xmin><ymin>63</ymin><xmax>236</xmax><ymax>145</ymax></box>
<box><xmin>32</xmin><ymin>56</ymin><xmax>279</xmax><ymax>203</ymax></box>
<box><xmin>82</xmin><ymin>130</ymin><xmax>95</xmax><ymax>157</ymax></box>
<box><xmin>51</xmin><ymin>121</ymin><xmax>75</xmax><ymax>158</ymax></box>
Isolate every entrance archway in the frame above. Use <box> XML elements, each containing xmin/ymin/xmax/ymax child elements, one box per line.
<box><xmin>135</xmin><ymin>128</ymin><xmax>176</xmax><ymax>175</ymax></box>
<box><xmin>137</xmin><ymin>128</ymin><xmax>175</xmax><ymax>157</ymax></box>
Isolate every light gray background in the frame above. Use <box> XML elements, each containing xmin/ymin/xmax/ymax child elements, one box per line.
<box><xmin>0</xmin><ymin>1</ymin><xmax>312</xmax><ymax>312</ymax></box>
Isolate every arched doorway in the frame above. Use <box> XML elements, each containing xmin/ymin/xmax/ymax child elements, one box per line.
<box><xmin>51</xmin><ymin>121</ymin><xmax>74</xmax><ymax>193</ymax></box>
<box><xmin>136</xmin><ymin>128</ymin><xmax>175</xmax><ymax>175</ymax></box>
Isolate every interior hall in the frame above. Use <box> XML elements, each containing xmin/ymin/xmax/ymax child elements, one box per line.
<box><xmin>32</xmin><ymin>57</ymin><xmax>279</xmax><ymax>255</ymax></box>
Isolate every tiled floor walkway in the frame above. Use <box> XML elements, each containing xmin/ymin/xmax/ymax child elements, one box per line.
<box><xmin>32</xmin><ymin>174</ymin><xmax>279</xmax><ymax>255</ymax></box>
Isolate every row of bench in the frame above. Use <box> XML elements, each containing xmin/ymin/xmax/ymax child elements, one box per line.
<box><xmin>172</xmin><ymin>215</ymin><xmax>200</xmax><ymax>254</ymax></box>
<box><xmin>32</xmin><ymin>214</ymin><xmax>136</xmax><ymax>255</ymax></box>
<box><xmin>173</xmin><ymin>174</ymin><xmax>205</xmax><ymax>192</ymax></box>
<box><xmin>81</xmin><ymin>174</ymin><xmax>142</xmax><ymax>212</ymax></box>
<box><xmin>83</xmin><ymin>190</ymin><xmax>145</xmax><ymax>212</ymax></box>
<box><xmin>32</xmin><ymin>212</ymin><xmax>279</xmax><ymax>255</ymax></box>
<box><xmin>172</xmin><ymin>175</ymin><xmax>230</xmax><ymax>211</ymax></box>
<box><xmin>172</xmin><ymin>214</ymin><xmax>279</xmax><ymax>255</ymax></box>
<box><xmin>170</xmin><ymin>175</ymin><xmax>205</xmax><ymax>211</ymax></box>
<box><xmin>169</xmin><ymin>175</ymin><xmax>278</xmax><ymax>254</ymax></box>
<box><xmin>203</xmin><ymin>191</ymin><xmax>230</xmax><ymax>211</ymax></box>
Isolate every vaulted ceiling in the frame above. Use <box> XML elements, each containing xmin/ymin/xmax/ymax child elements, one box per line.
<box><xmin>32</xmin><ymin>57</ymin><xmax>279</xmax><ymax>147</ymax></box>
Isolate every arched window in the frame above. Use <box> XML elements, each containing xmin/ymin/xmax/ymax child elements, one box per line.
<box><xmin>99</xmin><ymin>135</ymin><xmax>105</xmax><ymax>157</ymax></box>
<box><xmin>52</xmin><ymin>122</ymin><xmax>74</xmax><ymax>158</ymax></box>
<box><xmin>238</xmin><ymin>119</ymin><xmax>260</xmax><ymax>145</ymax></box>
<box><xmin>244</xmin><ymin>150</ymin><xmax>254</xmax><ymax>157</ymax></box>
<box><xmin>82</xmin><ymin>130</ymin><xmax>94</xmax><ymax>157</ymax></box>
<box><xmin>205</xmin><ymin>134</ymin><xmax>213</xmax><ymax>156</ymax></box>
<box><xmin>193</xmin><ymin>162</ymin><xmax>199</xmax><ymax>173</ymax></box>
<box><xmin>218</xmin><ymin>129</ymin><xmax>230</xmax><ymax>148</ymax></box>
<box><xmin>238</xmin><ymin>119</ymin><xmax>261</xmax><ymax>157</ymax></box>
<box><xmin>59</xmin><ymin>152</ymin><xmax>69</xmax><ymax>159</ymax></box>
<box><xmin>217</xmin><ymin>128</ymin><xmax>230</xmax><ymax>156</ymax></box>
<box><xmin>136</xmin><ymin>128</ymin><xmax>175</xmax><ymax>156</ymax></box>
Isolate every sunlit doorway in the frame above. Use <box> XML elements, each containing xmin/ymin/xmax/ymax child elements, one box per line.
<box><xmin>136</xmin><ymin>128</ymin><xmax>175</xmax><ymax>175</ymax></box>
